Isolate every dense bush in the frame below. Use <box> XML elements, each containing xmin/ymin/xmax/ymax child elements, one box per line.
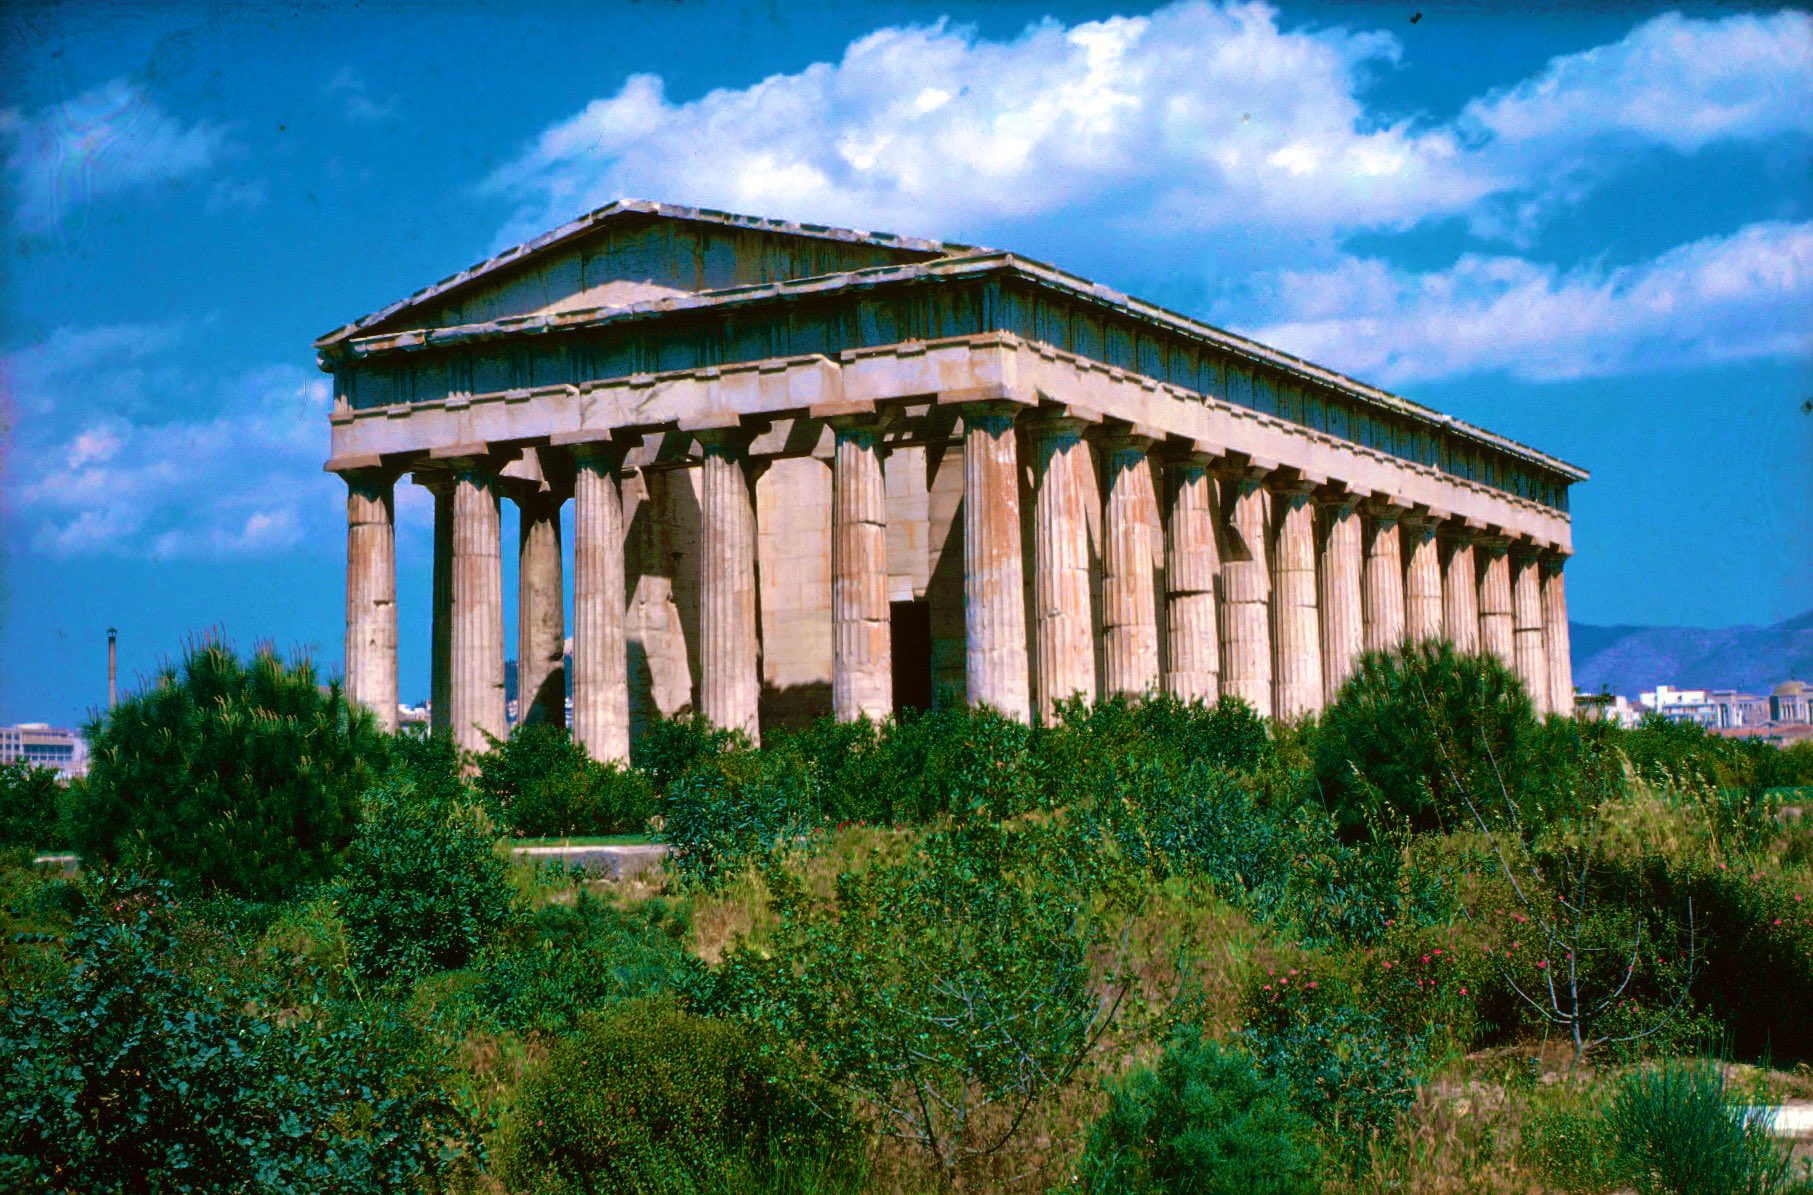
<box><xmin>497</xmin><ymin>997</ymin><xmax>849</xmax><ymax>1194</ymax></box>
<box><xmin>0</xmin><ymin>873</ymin><xmax>470</xmax><ymax>1191</ymax></box>
<box><xmin>1314</xmin><ymin>642</ymin><xmax>1540</xmax><ymax>837</ymax></box>
<box><xmin>387</xmin><ymin>726</ymin><xmax>466</xmax><ymax>807</ymax></box>
<box><xmin>476</xmin><ymin>722</ymin><xmax>657</xmax><ymax>837</ymax></box>
<box><xmin>706</xmin><ymin>819</ymin><xmax>1137</xmax><ymax>1185</ymax></box>
<box><xmin>1074</xmin><ymin>1032</ymin><xmax>1322</xmax><ymax>1194</ymax></box>
<box><xmin>335</xmin><ymin>775</ymin><xmax>515</xmax><ymax>983</ymax></box>
<box><xmin>1240</xmin><ymin>970</ymin><xmax>1420</xmax><ymax>1157</ymax></box>
<box><xmin>0</xmin><ymin>759</ymin><xmax>63</xmax><ymax>850</ymax></box>
<box><xmin>1041</xmin><ymin>693</ymin><xmax>1272</xmax><ymax>807</ymax></box>
<box><xmin>467</xmin><ymin>891</ymin><xmax>698</xmax><ymax>1035</ymax></box>
<box><xmin>663</xmin><ymin>747</ymin><xmax>825</xmax><ymax>885</ymax></box>
<box><xmin>65</xmin><ymin>642</ymin><xmax>387</xmax><ymax>901</ymax></box>
<box><xmin>633</xmin><ymin>712</ymin><xmax>745</xmax><ymax>793</ymax></box>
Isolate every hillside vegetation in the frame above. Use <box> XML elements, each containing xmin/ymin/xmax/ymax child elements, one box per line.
<box><xmin>3</xmin><ymin>639</ymin><xmax>1812</xmax><ymax>1192</ymax></box>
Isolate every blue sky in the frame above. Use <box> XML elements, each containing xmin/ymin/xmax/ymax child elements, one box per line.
<box><xmin>2</xmin><ymin>0</ymin><xmax>1809</xmax><ymax>725</ymax></box>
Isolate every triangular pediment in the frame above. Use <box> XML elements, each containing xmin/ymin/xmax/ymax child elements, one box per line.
<box><xmin>316</xmin><ymin>200</ymin><xmax>976</xmax><ymax>348</ymax></box>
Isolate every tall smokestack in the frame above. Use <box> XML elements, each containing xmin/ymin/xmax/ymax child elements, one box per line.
<box><xmin>108</xmin><ymin>628</ymin><xmax>118</xmax><ymax>709</ymax></box>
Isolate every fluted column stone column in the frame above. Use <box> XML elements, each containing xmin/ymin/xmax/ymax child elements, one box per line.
<box><xmin>1512</xmin><ymin>544</ymin><xmax>1551</xmax><ymax>714</ymax></box>
<box><xmin>1477</xmin><ymin>536</ymin><xmax>1515</xmax><ymax>671</ymax></box>
<box><xmin>514</xmin><ymin>486</ymin><xmax>566</xmax><ymax>727</ymax></box>
<box><xmin>696</xmin><ymin>427</ymin><xmax>762</xmax><ymax>743</ymax></box>
<box><xmin>1317</xmin><ymin>490</ymin><xmax>1364</xmax><ymax>704</ymax></box>
<box><xmin>831</xmin><ymin>416</ymin><xmax>893</xmax><ymax>723</ymax></box>
<box><xmin>1362</xmin><ymin>502</ymin><xmax>1406</xmax><ymax>655</ymax></box>
<box><xmin>1029</xmin><ymin>413</ymin><xmax>1095</xmax><ymax>722</ymax></box>
<box><xmin>1164</xmin><ymin>450</ymin><xmax>1221</xmax><ymax>704</ymax></box>
<box><xmin>1442</xmin><ymin>529</ymin><xmax>1481</xmax><ymax>656</ymax></box>
<box><xmin>449</xmin><ymin>458</ymin><xmax>507</xmax><ymax>756</ymax></box>
<box><xmin>1542</xmin><ymin>555</ymin><xmax>1574</xmax><ymax>716</ymax></box>
<box><xmin>571</xmin><ymin>441</ymin><xmax>630</xmax><ymax>762</ymax></box>
<box><xmin>961</xmin><ymin>402</ymin><xmax>1031</xmax><ymax>722</ymax></box>
<box><xmin>343</xmin><ymin>468</ymin><xmax>398</xmax><ymax>733</ymax></box>
<box><xmin>1402</xmin><ymin>512</ymin><xmax>1445</xmax><ymax>645</ymax></box>
<box><xmin>1270</xmin><ymin>478</ymin><xmax>1323</xmax><ymax>720</ymax></box>
<box><xmin>1219</xmin><ymin>468</ymin><xmax>1273</xmax><ymax>719</ymax></box>
<box><xmin>1101</xmin><ymin>430</ymin><xmax>1162</xmax><ymax>700</ymax></box>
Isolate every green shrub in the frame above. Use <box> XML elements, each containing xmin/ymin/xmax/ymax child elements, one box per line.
<box><xmin>497</xmin><ymin>997</ymin><xmax>848</xmax><ymax>1194</ymax></box>
<box><xmin>1313</xmin><ymin>642</ymin><xmax>1540</xmax><ymax>837</ymax></box>
<box><xmin>0</xmin><ymin>758</ymin><xmax>64</xmax><ymax>850</ymax></box>
<box><xmin>1074</xmin><ymin>1032</ymin><xmax>1322</xmax><ymax>1194</ymax></box>
<box><xmin>663</xmin><ymin>748</ymin><xmax>824</xmax><ymax>885</ymax></box>
<box><xmin>858</xmin><ymin>702</ymin><xmax>1041</xmax><ymax>824</ymax></box>
<box><xmin>706</xmin><ymin>819</ymin><xmax>1137</xmax><ymax>1185</ymax></box>
<box><xmin>0</xmin><ymin>872</ymin><xmax>471</xmax><ymax>1192</ymax></box>
<box><xmin>1607</xmin><ymin>1059</ymin><xmax>1799</xmax><ymax>1195</ymax></box>
<box><xmin>335</xmin><ymin>776</ymin><xmax>514</xmax><ymax>983</ymax></box>
<box><xmin>633</xmin><ymin>712</ymin><xmax>745</xmax><ymax>793</ymax></box>
<box><xmin>476</xmin><ymin>722</ymin><xmax>656</xmax><ymax>837</ymax></box>
<box><xmin>65</xmin><ymin>642</ymin><xmax>387</xmax><ymax>901</ymax></box>
<box><xmin>387</xmin><ymin>726</ymin><xmax>466</xmax><ymax>807</ymax></box>
<box><xmin>467</xmin><ymin>891</ymin><xmax>698</xmax><ymax>1035</ymax></box>
<box><xmin>1239</xmin><ymin>971</ymin><xmax>1419</xmax><ymax>1157</ymax></box>
<box><xmin>1041</xmin><ymin>693</ymin><xmax>1271</xmax><ymax>809</ymax></box>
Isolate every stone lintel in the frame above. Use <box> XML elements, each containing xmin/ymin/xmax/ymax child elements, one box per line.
<box><xmin>936</xmin><ymin>382</ymin><xmax>1034</xmax><ymax>408</ymax></box>
<box><xmin>324</xmin><ymin>453</ymin><xmax>388</xmax><ymax>476</ymax></box>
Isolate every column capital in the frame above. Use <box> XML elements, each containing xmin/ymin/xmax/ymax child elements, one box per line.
<box><xmin>1266</xmin><ymin>466</ymin><xmax>1326</xmax><ymax>498</ymax></box>
<box><xmin>1093</xmin><ymin>419</ymin><xmax>1162</xmax><ymax>452</ymax></box>
<box><xmin>1540</xmin><ymin>549</ymin><xmax>1572</xmax><ymax>573</ymax></box>
<box><xmin>1211</xmin><ymin>452</ymin><xmax>1280</xmax><ymax>487</ymax></box>
<box><xmin>1157</xmin><ymin>437</ymin><xmax>1224</xmax><ymax>469</ymax></box>
<box><xmin>955</xmin><ymin>398</ymin><xmax>1027</xmax><ymax>424</ymax></box>
<box><xmin>1023</xmin><ymin>406</ymin><xmax>1098</xmax><ymax>436</ymax></box>
<box><xmin>1475</xmin><ymin>532</ymin><xmax>1512</xmax><ymax>554</ymax></box>
<box><xmin>689</xmin><ymin>422</ymin><xmax>762</xmax><ymax>456</ymax></box>
<box><xmin>1362</xmin><ymin>494</ymin><xmax>1411</xmax><ymax>523</ymax></box>
<box><xmin>430</xmin><ymin>444</ymin><xmax>518</xmax><ymax>477</ymax></box>
<box><xmin>327</xmin><ymin>454</ymin><xmax>401</xmax><ymax>485</ymax></box>
<box><xmin>1314</xmin><ymin>480</ymin><xmax>1366</xmax><ymax>512</ymax></box>
<box><xmin>825</xmin><ymin>408</ymin><xmax>898</xmax><ymax>439</ymax></box>
<box><xmin>1509</xmin><ymin>535</ymin><xmax>1549</xmax><ymax>561</ymax></box>
<box><xmin>1399</xmin><ymin>506</ymin><xmax>1449</xmax><ymax>533</ymax></box>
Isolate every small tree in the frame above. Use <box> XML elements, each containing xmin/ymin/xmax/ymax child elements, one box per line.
<box><xmin>710</xmin><ymin>820</ymin><xmax>1141</xmax><ymax>1189</ymax></box>
<box><xmin>0</xmin><ymin>759</ymin><xmax>64</xmax><ymax>850</ymax></box>
<box><xmin>67</xmin><ymin>640</ymin><xmax>387</xmax><ymax>901</ymax></box>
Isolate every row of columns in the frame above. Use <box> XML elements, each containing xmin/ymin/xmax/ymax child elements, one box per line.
<box><xmin>341</xmin><ymin>403</ymin><xmax>1575</xmax><ymax>759</ymax></box>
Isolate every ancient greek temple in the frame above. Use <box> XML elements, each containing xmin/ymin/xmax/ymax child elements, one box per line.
<box><xmin>320</xmin><ymin>201</ymin><xmax>1584</xmax><ymax>759</ymax></box>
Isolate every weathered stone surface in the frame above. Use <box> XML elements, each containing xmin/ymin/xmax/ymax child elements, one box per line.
<box><xmin>696</xmin><ymin>429</ymin><xmax>761</xmax><ymax>742</ymax></box>
<box><xmin>1030</xmin><ymin>414</ymin><xmax>1096</xmax><ymax>722</ymax></box>
<box><xmin>1270</xmin><ymin>480</ymin><xmax>1323</xmax><ymax>719</ymax></box>
<box><xmin>831</xmin><ymin>418</ymin><xmax>892</xmax><ymax>722</ymax></box>
<box><xmin>1318</xmin><ymin>492</ymin><xmax>1363</xmax><ymax>704</ymax></box>
<box><xmin>1513</xmin><ymin>545</ymin><xmax>1551</xmax><ymax>714</ymax></box>
<box><xmin>1478</xmin><ymin>538</ymin><xmax>1516</xmax><ymax>672</ymax></box>
<box><xmin>1102</xmin><ymin>431</ymin><xmax>1162</xmax><ymax>700</ymax></box>
<box><xmin>962</xmin><ymin>403</ymin><xmax>1031</xmax><ymax>722</ymax></box>
<box><xmin>573</xmin><ymin>443</ymin><xmax>630</xmax><ymax>762</ymax></box>
<box><xmin>1362</xmin><ymin>503</ymin><xmax>1406</xmax><ymax>655</ymax></box>
<box><xmin>1164</xmin><ymin>452</ymin><xmax>1221</xmax><ymax>704</ymax></box>
<box><xmin>1220</xmin><ymin>470</ymin><xmax>1273</xmax><ymax>720</ymax></box>
<box><xmin>343</xmin><ymin>469</ymin><xmax>398</xmax><ymax>732</ymax></box>
<box><xmin>1543</xmin><ymin>556</ymin><xmax>1574</xmax><ymax>715</ymax></box>
<box><xmin>1443</xmin><ymin>532</ymin><xmax>1481</xmax><ymax>656</ymax></box>
<box><xmin>1403</xmin><ymin>513</ymin><xmax>1445</xmax><ymax>645</ymax></box>
<box><xmin>449</xmin><ymin>462</ymin><xmax>507</xmax><ymax>755</ymax></box>
<box><xmin>514</xmin><ymin>487</ymin><xmax>566</xmax><ymax>727</ymax></box>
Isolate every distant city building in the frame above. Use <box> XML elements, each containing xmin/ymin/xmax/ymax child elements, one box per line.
<box><xmin>1771</xmin><ymin>681</ymin><xmax>1810</xmax><ymax>725</ymax></box>
<box><xmin>1577</xmin><ymin>692</ymin><xmax>1643</xmax><ymax>728</ymax></box>
<box><xmin>398</xmin><ymin>703</ymin><xmax>431</xmax><ymax>727</ymax></box>
<box><xmin>1639</xmin><ymin>685</ymin><xmax>1715</xmax><ymax>727</ymax></box>
<box><xmin>0</xmin><ymin>723</ymin><xmax>88</xmax><ymax>780</ymax></box>
<box><xmin>1707</xmin><ymin>689</ymin><xmax>1771</xmax><ymax>730</ymax></box>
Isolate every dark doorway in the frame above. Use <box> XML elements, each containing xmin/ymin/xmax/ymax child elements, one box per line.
<box><xmin>890</xmin><ymin>599</ymin><xmax>932</xmax><ymax>715</ymax></box>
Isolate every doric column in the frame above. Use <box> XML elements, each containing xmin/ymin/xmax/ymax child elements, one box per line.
<box><xmin>1512</xmin><ymin>543</ymin><xmax>1551</xmax><ymax>714</ymax></box>
<box><xmin>1362</xmin><ymin>501</ymin><xmax>1406</xmax><ymax>655</ymax></box>
<box><xmin>961</xmin><ymin>402</ymin><xmax>1031</xmax><ymax>722</ymax></box>
<box><xmin>513</xmin><ymin>486</ymin><xmax>566</xmax><ymax>727</ymax></box>
<box><xmin>1477</xmin><ymin>535</ymin><xmax>1515</xmax><ymax>671</ymax></box>
<box><xmin>696</xmin><ymin>427</ymin><xmax>762</xmax><ymax>743</ymax></box>
<box><xmin>449</xmin><ymin>457</ymin><xmax>507</xmax><ymax>756</ymax></box>
<box><xmin>342</xmin><ymin>467</ymin><xmax>398</xmax><ymax>732</ymax></box>
<box><xmin>1442</xmin><ymin>527</ymin><xmax>1481</xmax><ymax>656</ymax></box>
<box><xmin>1402</xmin><ymin>511</ymin><xmax>1445</xmax><ymax>645</ymax></box>
<box><xmin>414</xmin><ymin>473</ymin><xmax>454</xmax><ymax>734</ymax></box>
<box><xmin>1542</xmin><ymin>555</ymin><xmax>1574</xmax><ymax>716</ymax></box>
<box><xmin>1270</xmin><ymin>477</ymin><xmax>1323</xmax><ymax>720</ymax></box>
<box><xmin>1029</xmin><ymin>413</ymin><xmax>1095</xmax><ymax>722</ymax></box>
<box><xmin>571</xmin><ymin>441</ymin><xmax>630</xmax><ymax>762</ymax></box>
<box><xmin>1218</xmin><ymin>467</ymin><xmax>1273</xmax><ymax>719</ymax></box>
<box><xmin>1101</xmin><ymin>429</ymin><xmax>1161</xmax><ymax>700</ymax></box>
<box><xmin>1317</xmin><ymin>489</ymin><xmax>1364</xmax><ymax>704</ymax></box>
<box><xmin>1164</xmin><ymin>449</ymin><xmax>1221</xmax><ymax>704</ymax></box>
<box><xmin>831</xmin><ymin>416</ymin><xmax>893</xmax><ymax>723</ymax></box>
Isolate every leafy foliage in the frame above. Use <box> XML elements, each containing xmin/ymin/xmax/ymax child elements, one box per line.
<box><xmin>705</xmin><ymin>819</ymin><xmax>1140</xmax><ymax>1184</ymax></box>
<box><xmin>664</xmin><ymin>747</ymin><xmax>825</xmax><ymax>885</ymax></box>
<box><xmin>335</xmin><ymin>774</ymin><xmax>515</xmax><ymax>984</ymax></box>
<box><xmin>65</xmin><ymin>641</ymin><xmax>387</xmax><ymax>901</ymax></box>
<box><xmin>0</xmin><ymin>873</ymin><xmax>471</xmax><ymax>1192</ymax></box>
<box><xmin>0</xmin><ymin>758</ymin><xmax>64</xmax><ymax>850</ymax></box>
<box><xmin>1074</xmin><ymin>1032</ymin><xmax>1322</xmax><ymax>1194</ymax></box>
<box><xmin>476</xmin><ymin>722</ymin><xmax>657</xmax><ymax>837</ymax></box>
<box><xmin>497</xmin><ymin>997</ymin><xmax>850</xmax><ymax>1194</ymax></box>
<box><xmin>1314</xmin><ymin>642</ymin><xmax>1540</xmax><ymax>837</ymax></box>
<box><xmin>633</xmin><ymin>712</ymin><xmax>746</xmax><ymax>794</ymax></box>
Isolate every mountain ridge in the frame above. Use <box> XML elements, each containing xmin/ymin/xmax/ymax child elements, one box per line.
<box><xmin>1571</xmin><ymin>609</ymin><xmax>1813</xmax><ymax>697</ymax></box>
